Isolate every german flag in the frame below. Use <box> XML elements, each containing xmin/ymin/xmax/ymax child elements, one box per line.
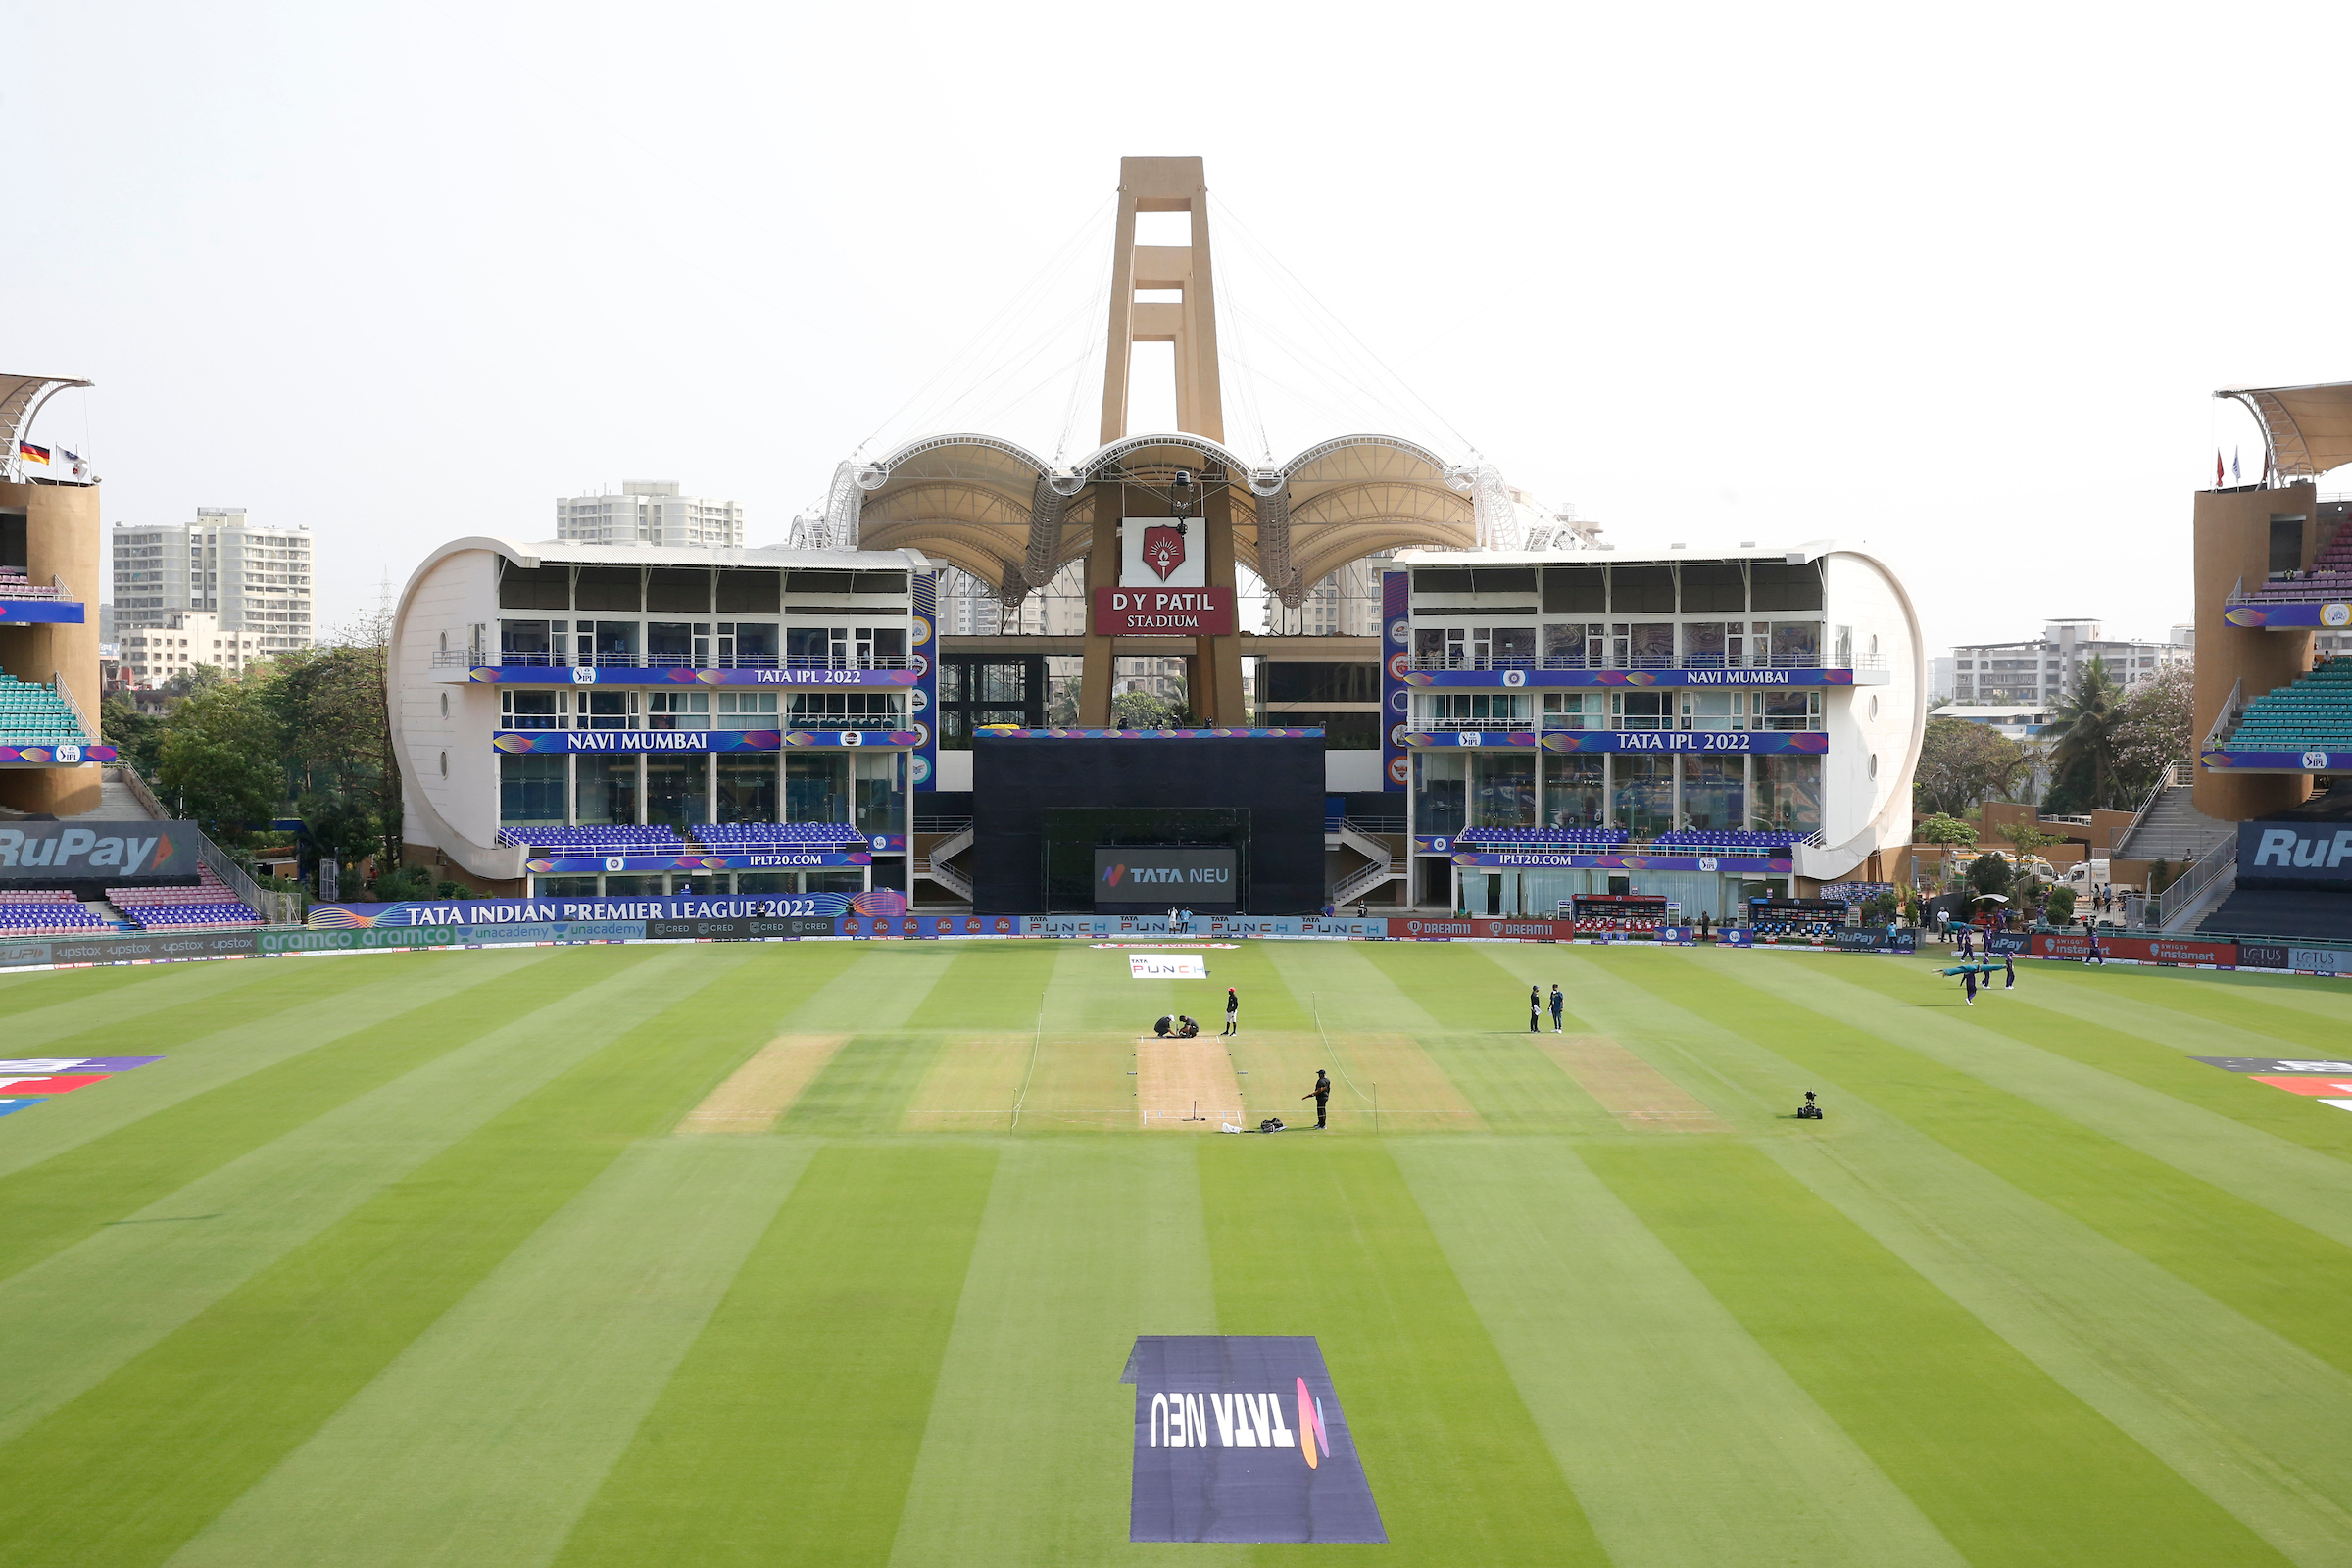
<box><xmin>16</xmin><ymin>441</ymin><xmax>49</xmax><ymax>466</ymax></box>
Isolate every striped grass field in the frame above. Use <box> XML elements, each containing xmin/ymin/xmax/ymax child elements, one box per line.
<box><xmin>3</xmin><ymin>937</ymin><xmax>2351</xmax><ymax>1566</ymax></box>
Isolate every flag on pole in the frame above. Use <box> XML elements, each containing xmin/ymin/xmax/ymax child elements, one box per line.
<box><xmin>2217</xmin><ymin>449</ymin><xmax>2226</xmax><ymax>486</ymax></box>
<box><xmin>2233</xmin><ymin>447</ymin><xmax>2241</xmax><ymax>480</ymax></box>
<box><xmin>16</xmin><ymin>442</ymin><xmax>48</xmax><ymax>466</ymax></box>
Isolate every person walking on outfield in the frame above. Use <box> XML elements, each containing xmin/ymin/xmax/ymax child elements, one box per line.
<box><xmin>1302</xmin><ymin>1069</ymin><xmax>1331</xmax><ymax>1129</ymax></box>
<box><xmin>1223</xmin><ymin>987</ymin><xmax>1239</xmax><ymax>1036</ymax></box>
<box><xmin>2004</xmin><ymin>954</ymin><xmax>2017</xmax><ymax>990</ymax></box>
<box><xmin>1963</xmin><ymin>967</ymin><xmax>1978</xmax><ymax>1006</ymax></box>
<box><xmin>1548</xmin><ymin>983</ymin><xmax>1564</xmax><ymax>1033</ymax></box>
<box><xmin>1529</xmin><ymin>986</ymin><xmax>1542</xmax><ymax>1032</ymax></box>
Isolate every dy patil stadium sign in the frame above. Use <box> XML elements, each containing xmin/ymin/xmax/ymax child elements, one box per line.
<box><xmin>1125</xmin><ymin>1336</ymin><xmax>1384</xmax><ymax>1544</ymax></box>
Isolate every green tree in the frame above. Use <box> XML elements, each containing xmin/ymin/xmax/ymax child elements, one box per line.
<box><xmin>270</xmin><ymin>613</ymin><xmax>401</xmax><ymax>869</ymax></box>
<box><xmin>2045</xmin><ymin>884</ymin><xmax>2077</xmax><ymax>923</ymax></box>
<box><xmin>161</xmin><ymin>664</ymin><xmax>229</xmax><ymax>698</ymax></box>
<box><xmin>2042</xmin><ymin>657</ymin><xmax>2130</xmax><ymax>811</ymax></box>
<box><xmin>1913</xmin><ymin>812</ymin><xmax>1977</xmax><ymax>846</ymax></box>
<box><xmin>1112</xmin><ymin>689</ymin><xmax>1180</xmax><ymax>729</ymax></box>
<box><xmin>157</xmin><ymin>678</ymin><xmax>284</xmax><ymax>842</ymax></box>
<box><xmin>1968</xmin><ymin>850</ymin><xmax>2014</xmax><ymax>898</ymax></box>
<box><xmin>1913</xmin><ymin>719</ymin><xmax>2030</xmax><ymax>816</ymax></box>
<box><xmin>298</xmin><ymin>791</ymin><xmax>381</xmax><ymax>884</ymax></box>
<box><xmin>100</xmin><ymin>693</ymin><xmax>165</xmax><ymax>775</ymax></box>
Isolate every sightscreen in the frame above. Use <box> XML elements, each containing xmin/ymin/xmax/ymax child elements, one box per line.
<box><xmin>971</xmin><ymin>736</ymin><xmax>1325</xmax><ymax>914</ymax></box>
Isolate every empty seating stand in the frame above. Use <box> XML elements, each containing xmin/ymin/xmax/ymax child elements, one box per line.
<box><xmin>500</xmin><ymin>826</ymin><xmax>686</xmax><ymax>856</ymax></box>
<box><xmin>2236</xmin><ymin>527</ymin><xmax>2352</xmax><ymax>602</ymax></box>
<box><xmin>1454</xmin><ymin>827</ymin><xmax>1631</xmax><ymax>849</ymax></box>
<box><xmin>107</xmin><ymin>870</ymin><xmax>261</xmax><ymax>930</ymax></box>
<box><xmin>1652</xmin><ymin>830</ymin><xmax>1802</xmax><ymax>852</ymax></box>
<box><xmin>691</xmin><ymin>823</ymin><xmax>864</xmax><ymax>852</ymax></box>
<box><xmin>0</xmin><ymin>673</ymin><xmax>88</xmax><ymax>745</ymax></box>
<box><xmin>0</xmin><ymin>890</ymin><xmax>108</xmax><ymax>935</ymax></box>
<box><xmin>2226</xmin><ymin>662</ymin><xmax>2352</xmax><ymax>753</ymax></box>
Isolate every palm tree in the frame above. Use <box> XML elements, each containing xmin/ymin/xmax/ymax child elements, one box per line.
<box><xmin>2042</xmin><ymin>657</ymin><xmax>2126</xmax><ymax>810</ymax></box>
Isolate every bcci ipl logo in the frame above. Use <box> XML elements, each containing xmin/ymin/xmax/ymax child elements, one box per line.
<box><xmin>1141</xmin><ymin>523</ymin><xmax>1187</xmax><ymax>581</ymax></box>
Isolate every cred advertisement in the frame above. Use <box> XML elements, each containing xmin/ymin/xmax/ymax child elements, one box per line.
<box><xmin>1094</xmin><ymin>587</ymin><xmax>1238</xmax><ymax>636</ymax></box>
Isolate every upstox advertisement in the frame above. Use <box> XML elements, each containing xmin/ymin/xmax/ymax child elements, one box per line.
<box><xmin>1124</xmin><ymin>1336</ymin><xmax>1384</xmax><ymax>1544</ymax></box>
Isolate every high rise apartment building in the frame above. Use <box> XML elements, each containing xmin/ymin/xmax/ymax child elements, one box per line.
<box><xmin>1948</xmin><ymin>619</ymin><xmax>2191</xmax><ymax>705</ymax></box>
<box><xmin>557</xmin><ymin>481</ymin><xmax>744</xmax><ymax>547</ymax></box>
<box><xmin>112</xmin><ymin>508</ymin><xmax>314</xmax><ymax>659</ymax></box>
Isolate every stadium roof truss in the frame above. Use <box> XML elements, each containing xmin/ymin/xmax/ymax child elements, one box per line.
<box><xmin>0</xmin><ymin>374</ymin><xmax>93</xmax><ymax>485</ymax></box>
<box><xmin>2220</xmin><ymin>381</ymin><xmax>2352</xmax><ymax>480</ymax></box>
<box><xmin>819</xmin><ymin>429</ymin><xmax>1490</xmax><ymax>608</ymax></box>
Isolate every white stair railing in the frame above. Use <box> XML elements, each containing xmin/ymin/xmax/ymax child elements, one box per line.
<box><xmin>2157</xmin><ymin>833</ymin><xmax>2239</xmax><ymax>933</ymax></box>
<box><xmin>2116</xmin><ymin>759</ymin><xmax>2192</xmax><ymax>858</ymax></box>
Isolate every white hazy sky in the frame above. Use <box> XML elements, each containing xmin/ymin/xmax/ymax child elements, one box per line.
<box><xmin>8</xmin><ymin>1</ymin><xmax>2348</xmax><ymax>657</ymax></box>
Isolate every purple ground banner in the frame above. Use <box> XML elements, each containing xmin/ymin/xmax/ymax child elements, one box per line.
<box><xmin>1124</xmin><ymin>1336</ymin><xmax>1384</xmax><ymax>1544</ymax></box>
<box><xmin>310</xmin><ymin>892</ymin><xmax>856</xmax><ymax>928</ymax></box>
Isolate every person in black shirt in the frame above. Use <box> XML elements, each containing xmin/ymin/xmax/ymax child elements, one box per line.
<box><xmin>1529</xmin><ymin>986</ymin><xmax>1541</xmax><ymax>1033</ymax></box>
<box><xmin>1302</xmin><ymin>1069</ymin><xmax>1331</xmax><ymax>1129</ymax></box>
<box><xmin>1223</xmin><ymin>988</ymin><xmax>1239</xmax><ymax>1036</ymax></box>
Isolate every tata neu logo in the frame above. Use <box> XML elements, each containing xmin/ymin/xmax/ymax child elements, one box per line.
<box><xmin>1125</xmin><ymin>1335</ymin><xmax>1384</xmax><ymax>1544</ymax></box>
<box><xmin>1102</xmin><ymin>862</ymin><xmax>1126</xmax><ymax>887</ymax></box>
<box><xmin>1142</xmin><ymin>523</ymin><xmax>1186</xmax><ymax>580</ymax></box>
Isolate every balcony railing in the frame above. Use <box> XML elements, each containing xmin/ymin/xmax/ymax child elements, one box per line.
<box><xmin>1410</xmin><ymin>715</ymin><xmax>1827</xmax><ymax>734</ymax></box>
<box><xmin>439</xmin><ymin>648</ymin><xmax>911</xmax><ymax>671</ymax></box>
<box><xmin>1406</xmin><ymin>651</ymin><xmax>1883</xmax><ymax>672</ymax></box>
<box><xmin>0</xmin><ymin>573</ymin><xmax>71</xmax><ymax>601</ymax></box>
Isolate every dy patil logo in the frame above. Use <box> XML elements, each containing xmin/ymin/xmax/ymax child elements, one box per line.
<box><xmin>1125</xmin><ymin>1335</ymin><xmax>1385</xmax><ymax>1544</ymax></box>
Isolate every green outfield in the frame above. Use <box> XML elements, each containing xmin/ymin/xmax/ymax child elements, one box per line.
<box><xmin>5</xmin><ymin>938</ymin><xmax>2352</xmax><ymax>1566</ymax></box>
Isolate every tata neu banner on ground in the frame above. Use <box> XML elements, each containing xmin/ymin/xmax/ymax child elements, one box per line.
<box><xmin>1125</xmin><ymin>1336</ymin><xmax>1384</xmax><ymax>1544</ymax></box>
<box><xmin>1094</xmin><ymin>587</ymin><xmax>1237</xmax><ymax>636</ymax></box>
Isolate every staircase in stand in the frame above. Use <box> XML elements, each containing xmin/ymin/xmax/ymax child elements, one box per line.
<box><xmin>2112</xmin><ymin>771</ymin><xmax>2231</xmax><ymax>863</ymax></box>
<box><xmin>914</xmin><ymin>825</ymin><xmax>974</xmax><ymax>906</ymax></box>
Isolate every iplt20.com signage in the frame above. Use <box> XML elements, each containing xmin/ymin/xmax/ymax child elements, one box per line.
<box><xmin>1124</xmin><ymin>1336</ymin><xmax>1384</xmax><ymax>1544</ymax></box>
